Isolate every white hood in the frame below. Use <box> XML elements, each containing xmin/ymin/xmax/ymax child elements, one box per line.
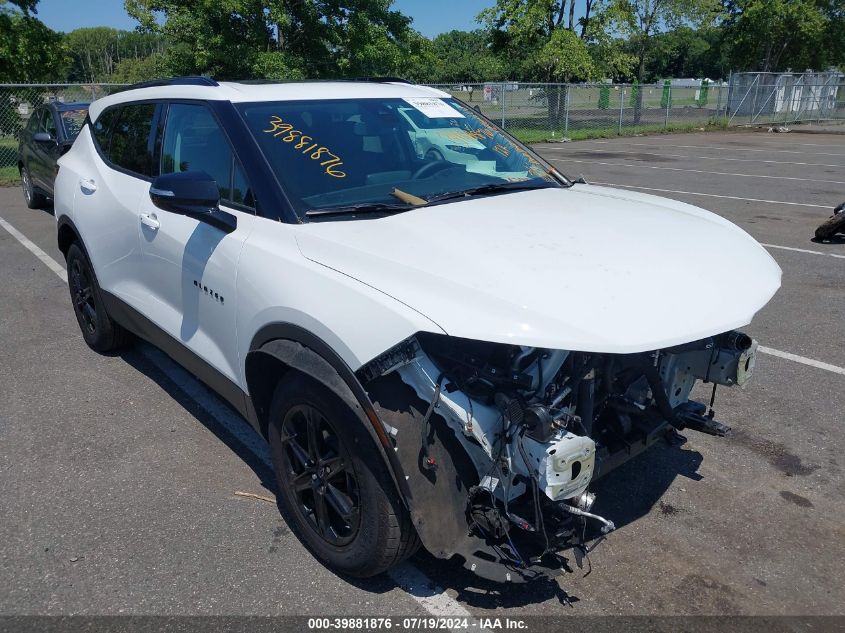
<box><xmin>295</xmin><ymin>185</ymin><xmax>781</xmax><ymax>353</ymax></box>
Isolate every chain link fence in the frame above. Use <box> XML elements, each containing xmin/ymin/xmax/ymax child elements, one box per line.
<box><xmin>725</xmin><ymin>71</ymin><xmax>845</xmax><ymax>126</ymax></box>
<box><xmin>0</xmin><ymin>83</ymin><xmax>125</xmax><ymax>183</ymax></box>
<box><xmin>426</xmin><ymin>81</ymin><xmax>732</xmax><ymax>142</ymax></box>
<box><xmin>2</xmin><ymin>77</ymin><xmax>843</xmax><ymax>184</ymax></box>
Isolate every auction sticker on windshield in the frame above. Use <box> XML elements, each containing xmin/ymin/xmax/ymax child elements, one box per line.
<box><xmin>403</xmin><ymin>97</ymin><xmax>464</xmax><ymax>118</ymax></box>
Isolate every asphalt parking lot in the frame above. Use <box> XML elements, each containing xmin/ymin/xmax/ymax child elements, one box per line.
<box><xmin>1</xmin><ymin>130</ymin><xmax>843</xmax><ymax>620</ymax></box>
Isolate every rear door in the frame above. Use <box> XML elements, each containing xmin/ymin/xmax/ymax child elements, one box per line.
<box><xmin>29</xmin><ymin>108</ymin><xmax>54</xmax><ymax>189</ymax></box>
<box><xmin>74</xmin><ymin>102</ymin><xmax>158</xmax><ymax>308</ymax></box>
<box><xmin>137</xmin><ymin>101</ymin><xmax>257</xmax><ymax>385</ymax></box>
<box><xmin>39</xmin><ymin>108</ymin><xmax>64</xmax><ymax>193</ymax></box>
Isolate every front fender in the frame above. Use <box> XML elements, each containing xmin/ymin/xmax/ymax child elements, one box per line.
<box><xmin>245</xmin><ymin>324</ymin><xmax>413</xmax><ymax>506</ymax></box>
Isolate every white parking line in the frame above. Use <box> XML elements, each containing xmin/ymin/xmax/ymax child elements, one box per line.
<box><xmin>548</xmin><ymin>157</ymin><xmax>845</xmax><ymax>185</ymax></box>
<box><xmin>761</xmin><ymin>243</ymin><xmax>845</xmax><ymax>260</ymax></box>
<box><xmin>0</xmin><ymin>216</ymin><xmax>67</xmax><ymax>282</ymax></box>
<box><xmin>0</xmin><ymin>213</ymin><xmax>483</xmax><ymax>626</ymax></box>
<box><xmin>588</xmin><ymin>181</ymin><xmax>831</xmax><ymax>208</ymax></box>
<box><xmin>758</xmin><ymin>346</ymin><xmax>845</xmax><ymax>376</ymax></box>
<box><xmin>543</xmin><ymin>145</ymin><xmax>845</xmax><ymax>169</ymax></box>
<box><xmin>587</xmin><ymin>139</ymin><xmax>845</xmax><ymax>158</ymax></box>
<box><xmin>142</xmin><ymin>345</ymin><xmax>482</xmax><ymax>625</ymax></box>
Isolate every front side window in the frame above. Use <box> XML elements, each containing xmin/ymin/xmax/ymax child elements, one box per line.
<box><xmin>108</xmin><ymin>103</ymin><xmax>156</xmax><ymax>177</ymax></box>
<box><xmin>160</xmin><ymin>103</ymin><xmax>253</xmax><ymax>209</ymax></box>
<box><xmin>43</xmin><ymin>110</ymin><xmax>58</xmax><ymax>138</ymax></box>
<box><xmin>237</xmin><ymin>97</ymin><xmax>565</xmax><ymax>218</ymax></box>
<box><xmin>26</xmin><ymin>108</ymin><xmax>42</xmax><ymax>132</ymax></box>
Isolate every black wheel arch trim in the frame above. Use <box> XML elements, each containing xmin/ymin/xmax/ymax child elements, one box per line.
<box><xmin>247</xmin><ymin>323</ymin><xmax>413</xmax><ymax>505</ymax></box>
<box><xmin>57</xmin><ymin>215</ymin><xmax>85</xmax><ymax>258</ymax></box>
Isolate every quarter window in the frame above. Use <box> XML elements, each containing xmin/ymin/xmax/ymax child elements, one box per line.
<box><xmin>108</xmin><ymin>103</ymin><xmax>156</xmax><ymax>177</ymax></box>
<box><xmin>91</xmin><ymin>107</ymin><xmax>119</xmax><ymax>154</ymax></box>
<box><xmin>160</xmin><ymin>103</ymin><xmax>254</xmax><ymax>209</ymax></box>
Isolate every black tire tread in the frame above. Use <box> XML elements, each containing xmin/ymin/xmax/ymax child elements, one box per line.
<box><xmin>269</xmin><ymin>373</ymin><xmax>419</xmax><ymax>577</ymax></box>
<box><xmin>66</xmin><ymin>242</ymin><xmax>132</xmax><ymax>353</ymax></box>
<box><xmin>21</xmin><ymin>166</ymin><xmax>47</xmax><ymax>210</ymax></box>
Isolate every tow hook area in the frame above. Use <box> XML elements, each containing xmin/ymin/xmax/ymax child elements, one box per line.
<box><xmin>677</xmin><ymin>401</ymin><xmax>732</xmax><ymax>437</ymax></box>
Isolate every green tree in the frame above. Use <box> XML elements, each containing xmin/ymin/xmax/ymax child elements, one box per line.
<box><xmin>0</xmin><ymin>0</ymin><xmax>38</xmax><ymax>13</ymax></box>
<box><xmin>430</xmin><ymin>30</ymin><xmax>505</xmax><ymax>82</ymax></box>
<box><xmin>64</xmin><ymin>27</ymin><xmax>165</xmax><ymax>82</ymax></box>
<box><xmin>479</xmin><ymin>0</ymin><xmax>592</xmax><ymax>82</ymax></box>
<box><xmin>722</xmin><ymin>0</ymin><xmax>834</xmax><ymax>72</ymax></box>
<box><xmin>480</xmin><ymin>1</ymin><xmax>603</xmax><ymax>134</ymax></box>
<box><xmin>0</xmin><ymin>3</ymin><xmax>66</xmax><ymax>82</ymax></box>
<box><xmin>538</xmin><ymin>26</ymin><xmax>594</xmax><ymax>82</ymax></box>
<box><xmin>125</xmin><ymin>0</ymin><xmax>424</xmax><ymax>80</ymax></box>
<box><xmin>642</xmin><ymin>26</ymin><xmax>725</xmax><ymax>80</ymax></box>
<box><xmin>612</xmin><ymin>0</ymin><xmax>720</xmax><ymax>121</ymax></box>
<box><xmin>0</xmin><ymin>0</ymin><xmax>66</xmax><ymax>148</ymax></box>
<box><xmin>109</xmin><ymin>52</ymin><xmax>166</xmax><ymax>83</ymax></box>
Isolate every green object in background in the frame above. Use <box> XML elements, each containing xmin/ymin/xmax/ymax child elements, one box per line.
<box><xmin>696</xmin><ymin>79</ymin><xmax>710</xmax><ymax>108</ymax></box>
<box><xmin>598</xmin><ymin>84</ymin><xmax>610</xmax><ymax>110</ymax></box>
<box><xmin>629</xmin><ymin>79</ymin><xmax>640</xmax><ymax>107</ymax></box>
<box><xmin>660</xmin><ymin>80</ymin><xmax>672</xmax><ymax>109</ymax></box>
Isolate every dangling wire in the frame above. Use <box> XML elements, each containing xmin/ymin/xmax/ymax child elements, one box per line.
<box><xmin>420</xmin><ymin>372</ymin><xmax>445</xmax><ymax>464</ymax></box>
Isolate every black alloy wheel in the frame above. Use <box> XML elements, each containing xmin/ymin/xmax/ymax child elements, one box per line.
<box><xmin>278</xmin><ymin>403</ymin><xmax>361</xmax><ymax>546</ymax></box>
<box><xmin>20</xmin><ymin>166</ymin><xmax>45</xmax><ymax>209</ymax></box>
<box><xmin>268</xmin><ymin>374</ymin><xmax>420</xmax><ymax>577</ymax></box>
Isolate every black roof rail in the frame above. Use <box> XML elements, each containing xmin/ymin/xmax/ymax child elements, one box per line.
<box><xmin>355</xmin><ymin>76</ymin><xmax>414</xmax><ymax>84</ymax></box>
<box><xmin>113</xmin><ymin>76</ymin><xmax>219</xmax><ymax>93</ymax></box>
<box><xmin>226</xmin><ymin>77</ymin><xmax>415</xmax><ymax>85</ymax></box>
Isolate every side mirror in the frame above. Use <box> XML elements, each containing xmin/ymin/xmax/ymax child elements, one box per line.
<box><xmin>149</xmin><ymin>171</ymin><xmax>236</xmax><ymax>233</ymax></box>
<box><xmin>33</xmin><ymin>131</ymin><xmax>55</xmax><ymax>143</ymax></box>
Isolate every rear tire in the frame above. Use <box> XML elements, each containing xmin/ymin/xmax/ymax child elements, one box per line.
<box><xmin>815</xmin><ymin>211</ymin><xmax>845</xmax><ymax>240</ymax></box>
<box><xmin>20</xmin><ymin>166</ymin><xmax>46</xmax><ymax>209</ymax></box>
<box><xmin>66</xmin><ymin>243</ymin><xmax>132</xmax><ymax>353</ymax></box>
<box><xmin>268</xmin><ymin>373</ymin><xmax>419</xmax><ymax>577</ymax></box>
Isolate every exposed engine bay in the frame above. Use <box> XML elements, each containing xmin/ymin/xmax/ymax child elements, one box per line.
<box><xmin>359</xmin><ymin>330</ymin><xmax>757</xmax><ymax>582</ymax></box>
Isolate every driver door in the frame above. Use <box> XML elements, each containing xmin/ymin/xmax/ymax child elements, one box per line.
<box><xmin>137</xmin><ymin>102</ymin><xmax>256</xmax><ymax>386</ymax></box>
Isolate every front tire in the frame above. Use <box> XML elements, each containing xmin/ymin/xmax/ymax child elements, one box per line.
<box><xmin>20</xmin><ymin>166</ymin><xmax>46</xmax><ymax>209</ymax></box>
<box><xmin>268</xmin><ymin>373</ymin><xmax>419</xmax><ymax>577</ymax></box>
<box><xmin>65</xmin><ymin>243</ymin><xmax>131</xmax><ymax>352</ymax></box>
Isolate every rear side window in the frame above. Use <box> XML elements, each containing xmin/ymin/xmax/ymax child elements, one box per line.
<box><xmin>160</xmin><ymin>103</ymin><xmax>254</xmax><ymax>209</ymax></box>
<box><xmin>109</xmin><ymin>103</ymin><xmax>156</xmax><ymax>177</ymax></box>
<box><xmin>91</xmin><ymin>108</ymin><xmax>120</xmax><ymax>157</ymax></box>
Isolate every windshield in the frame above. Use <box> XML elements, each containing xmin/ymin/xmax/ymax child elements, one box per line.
<box><xmin>237</xmin><ymin>97</ymin><xmax>566</xmax><ymax>218</ymax></box>
<box><xmin>60</xmin><ymin>108</ymin><xmax>88</xmax><ymax>140</ymax></box>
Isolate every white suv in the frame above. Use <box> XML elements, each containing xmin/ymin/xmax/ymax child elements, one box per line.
<box><xmin>55</xmin><ymin>77</ymin><xmax>781</xmax><ymax>583</ymax></box>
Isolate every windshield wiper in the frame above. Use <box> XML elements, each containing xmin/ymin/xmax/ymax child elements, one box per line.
<box><xmin>424</xmin><ymin>181</ymin><xmax>557</xmax><ymax>204</ymax></box>
<box><xmin>305</xmin><ymin>202</ymin><xmax>413</xmax><ymax>218</ymax></box>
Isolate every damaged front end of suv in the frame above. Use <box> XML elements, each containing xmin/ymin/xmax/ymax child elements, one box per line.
<box><xmin>358</xmin><ymin>330</ymin><xmax>758</xmax><ymax>582</ymax></box>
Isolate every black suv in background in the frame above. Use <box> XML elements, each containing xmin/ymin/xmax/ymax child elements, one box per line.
<box><xmin>18</xmin><ymin>101</ymin><xmax>88</xmax><ymax>209</ymax></box>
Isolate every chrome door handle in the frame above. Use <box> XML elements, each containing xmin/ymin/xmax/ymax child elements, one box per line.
<box><xmin>79</xmin><ymin>178</ymin><xmax>97</xmax><ymax>193</ymax></box>
<box><xmin>140</xmin><ymin>213</ymin><xmax>160</xmax><ymax>230</ymax></box>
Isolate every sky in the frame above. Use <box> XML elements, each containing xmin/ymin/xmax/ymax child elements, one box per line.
<box><xmin>33</xmin><ymin>0</ymin><xmax>493</xmax><ymax>37</ymax></box>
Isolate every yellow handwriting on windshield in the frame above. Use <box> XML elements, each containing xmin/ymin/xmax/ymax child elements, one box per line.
<box><xmin>264</xmin><ymin>115</ymin><xmax>346</xmax><ymax>178</ymax></box>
